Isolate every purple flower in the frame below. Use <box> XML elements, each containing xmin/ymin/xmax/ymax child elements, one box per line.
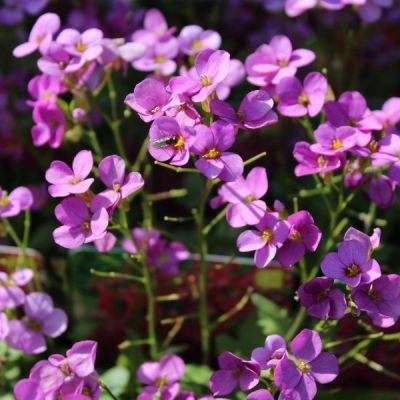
<box><xmin>179</xmin><ymin>25</ymin><xmax>221</xmax><ymax>55</ymax></box>
<box><xmin>352</xmin><ymin>274</ymin><xmax>400</xmax><ymax>327</ymax></box>
<box><xmin>31</xmin><ymin>101</ymin><xmax>65</xmax><ymax>148</ymax></box>
<box><xmin>53</xmin><ymin>197</ymin><xmax>109</xmax><ymax>249</ymax></box>
<box><xmin>56</xmin><ymin>28</ymin><xmax>103</xmax><ymax>64</ymax></box>
<box><xmin>168</xmin><ymin>49</ymin><xmax>230</xmax><ymax>102</ymax></box>
<box><xmin>216</xmin><ymin>59</ymin><xmax>246</xmax><ymax>100</ymax></box>
<box><xmin>211</xmin><ymin>90</ymin><xmax>278</xmax><ymax>130</ymax></box>
<box><xmin>0</xmin><ymin>312</ymin><xmax>9</xmax><ymax>340</ymax></box>
<box><xmin>138</xmin><ymin>354</ymin><xmax>184</xmax><ymax>398</ymax></box>
<box><xmin>209</xmin><ymin>352</ymin><xmax>260</xmax><ymax>396</ymax></box>
<box><xmin>276</xmin><ymin>72</ymin><xmax>328</xmax><ymax>118</ymax></box>
<box><xmin>133</xmin><ymin>37</ymin><xmax>179</xmax><ymax>76</ymax></box>
<box><xmin>247</xmin><ymin>389</ymin><xmax>274</xmax><ymax>400</ymax></box>
<box><xmin>0</xmin><ymin>268</ymin><xmax>33</xmax><ymax>310</ymax></box>
<box><xmin>149</xmin><ymin>116</ymin><xmax>196</xmax><ymax>166</ymax></box>
<box><xmin>321</xmin><ymin>239</ymin><xmax>381</xmax><ymax>287</ymax></box>
<box><xmin>299</xmin><ymin>277</ymin><xmax>347</xmax><ymax>320</ymax></box>
<box><xmin>13</xmin><ymin>13</ymin><xmax>60</xmax><ymax>57</ymax></box>
<box><xmin>367</xmin><ymin>175</ymin><xmax>396</xmax><ymax>209</ymax></box>
<box><xmin>293</xmin><ymin>141</ymin><xmax>342</xmax><ymax>177</ymax></box>
<box><xmin>7</xmin><ymin>292</ymin><xmax>67</xmax><ymax>354</ymax></box>
<box><xmin>45</xmin><ymin>150</ymin><xmax>94</xmax><ymax>197</ymax></box>
<box><xmin>99</xmin><ymin>38</ymin><xmax>146</xmax><ymax>66</ymax></box>
<box><xmin>94</xmin><ymin>155</ymin><xmax>144</xmax><ymax>210</ymax></box>
<box><xmin>251</xmin><ymin>334</ymin><xmax>287</xmax><ymax>370</ymax></box>
<box><xmin>311</xmin><ymin>123</ymin><xmax>358</xmax><ymax>155</ymax></box>
<box><xmin>325</xmin><ymin>91</ymin><xmax>382</xmax><ymax>136</ymax></box>
<box><xmin>191</xmin><ymin>121</ymin><xmax>243</xmax><ymax>182</ymax></box>
<box><xmin>357</xmin><ymin>0</ymin><xmax>393</xmax><ymax>23</ymax></box>
<box><xmin>275</xmin><ymin>329</ymin><xmax>339</xmax><ymax>400</ymax></box>
<box><xmin>214</xmin><ymin>167</ymin><xmax>268</xmax><ymax>227</ymax></box>
<box><xmin>374</xmin><ymin>97</ymin><xmax>400</xmax><ymax>135</ymax></box>
<box><xmin>28</xmin><ymin>74</ymin><xmax>64</xmax><ymax>105</ymax></box>
<box><xmin>285</xmin><ymin>0</ymin><xmax>344</xmax><ymax>17</ymax></box>
<box><xmin>0</xmin><ymin>186</ymin><xmax>33</xmax><ymax>217</ymax></box>
<box><xmin>343</xmin><ymin>226</ymin><xmax>381</xmax><ymax>253</ymax></box>
<box><xmin>16</xmin><ymin>340</ymin><xmax>99</xmax><ymax>399</ymax></box>
<box><xmin>237</xmin><ymin>212</ymin><xmax>290</xmax><ymax>268</ymax></box>
<box><xmin>124</xmin><ymin>78</ymin><xmax>172</xmax><ymax>123</ymax></box>
<box><xmin>245</xmin><ymin>35</ymin><xmax>315</xmax><ymax>87</ymax></box>
<box><xmin>165</xmin><ymin>94</ymin><xmax>201</xmax><ymax>126</ymax></box>
<box><xmin>277</xmin><ymin>211</ymin><xmax>321</xmax><ymax>268</ymax></box>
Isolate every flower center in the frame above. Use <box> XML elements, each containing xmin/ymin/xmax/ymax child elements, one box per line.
<box><xmin>69</xmin><ymin>176</ymin><xmax>82</xmax><ymax>185</ymax></box>
<box><xmin>290</xmin><ymin>229</ymin><xmax>302</xmax><ymax>242</ymax></box>
<box><xmin>203</xmin><ymin>147</ymin><xmax>220</xmax><ymax>159</ymax></box>
<box><xmin>155</xmin><ymin>55</ymin><xmax>167</xmax><ymax>64</ymax></box>
<box><xmin>345</xmin><ymin>263</ymin><xmax>361</xmax><ymax>278</ymax></box>
<box><xmin>278</xmin><ymin>59</ymin><xmax>288</xmax><ymax>67</ymax></box>
<box><xmin>367</xmin><ymin>140</ymin><xmax>380</xmax><ymax>153</ymax></box>
<box><xmin>113</xmin><ymin>183</ymin><xmax>121</xmax><ymax>192</ymax></box>
<box><xmin>151</xmin><ymin>105</ymin><xmax>160</xmax><ymax>114</ymax></box>
<box><xmin>369</xmin><ymin>288</ymin><xmax>380</xmax><ymax>303</ymax></box>
<box><xmin>315</xmin><ymin>288</ymin><xmax>329</xmax><ymax>302</ymax></box>
<box><xmin>331</xmin><ymin>138</ymin><xmax>343</xmax><ymax>151</ymax></box>
<box><xmin>173</xmin><ymin>135</ymin><xmax>186</xmax><ymax>151</ymax></box>
<box><xmin>317</xmin><ymin>155</ymin><xmax>327</xmax><ymax>167</ymax></box>
<box><xmin>60</xmin><ymin>361</ymin><xmax>73</xmax><ymax>377</ymax></box>
<box><xmin>155</xmin><ymin>376</ymin><xmax>169</xmax><ymax>388</ymax></box>
<box><xmin>298</xmin><ymin>93</ymin><xmax>309</xmax><ymax>106</ymax></box>
<box><xmin>76</xmin><ymin>42</ymin><xmax>87</xmax><ymax>53</ymax></box>
<box><xmin>0</xmin><ymin>192</ymin><xmax>9</xmax><ymax>208</ymax></box>
<box><xmin>200</xmin><ymin>75</ymin><xmax>212</xmax><ymax>87</ymax></box>
<box><xmin>261</xmin><ymin>229</ymin><xmax>273</xmax><ymax>243</ymax></box>
<box><xmin>245</xmin><ymin>194</ymin><xmax>255</xmax><ymax>203</ymax></box>
<box><xmin>25</xmin><ymin>318</ymin><xmax>42</xmax><ymax>333</ymax></box>
<box><xmin>42</xmin><ymin>91</ymin><xmax>53</xmax><ymax>101</ymax></box>
<box><xmin>348</xmin><ymin>118</ymin><xmax>358</xmax><ymax>127</ymax></box>
<box><xmin>296</xmin><ymin>359</ymin><xmax>311</xmax><ymax>373</ymax></box>
<box><xmin>192</xmin><ymin>40</ymin><xmax>203</xmax><ymax>50</ymax></box>
<box><xmin>82</xmin><ymin>221</ymin><xmax>91</xmax><ymax>233</ymax></box>
<box><xmin>237</xmin><ymin>111</ymin><xmax>245</xmax><ymax>123</ymax></box>
<box><xmin>82</xmin><ymin>386</ymin><xmax>93</xmax><ymax>397</ymax></box>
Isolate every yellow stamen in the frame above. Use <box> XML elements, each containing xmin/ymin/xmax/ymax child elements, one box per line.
<box><xmin>192</xmin><ymin>40</ymin><xmax>203</xmax><ymax>50</ymax></box>
<box><xmin>331</xmin><ymin>138</ymin><xmax>343</xmax><ymax>151</ymax></box>
<box><xmin>296</xmin><ymin>359</ymin><xmax>311</xmax><ymax>373</ymax></box>
<box><xmin>261</xmin><ymin>229</ymin><xmax>273</xmax><ymax>243</ymax></box>
<box><xmin>203</xmin><ymin>147</ymin><xmax>220</xmax><ymax>159</ymax></box>
<box><xmin>298</xmin><ymin>93</ymin><xmax>309</xmax><ymax>106</ymax></box>
<box><xmin>155</xmin><ymin>55</ymin><xmax>167</xmax><ymax>64</ymax></box>
<box><xmin>76</xmin><ymin>42</ymin><xmax>87</xmax><ymax>53</ymax></box>
<box><xmin>200</xmin><ymin>75</ymin><xmax>212</xmax><ymax>87</ymax></box>
<box><xmin>173</xmin><ymin>135</ymin><xmax>185</xmax><ymax>151</ymax></box>
<box><xmin>346</xmin><ymin>263</ymin><xmax>360</xmax><ymax>278</ymax></box>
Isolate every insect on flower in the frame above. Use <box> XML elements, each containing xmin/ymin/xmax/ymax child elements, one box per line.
<box><xmin>152</xmin><ymin>136</ymin><xmax>180</xmax><ymax>149</ymax></box>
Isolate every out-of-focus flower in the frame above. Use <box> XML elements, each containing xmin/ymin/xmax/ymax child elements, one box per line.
<box><xmin>251</xmin><ymin>334</ymin><xmax>287</xmax><ymax>370</ymax></box>
<box><xmin>0</xmin><ymin>268</ymin><xmax>33</xmax><ymax>310</ymax></box>
<box><xmin>179</xmin><ymin>25</ymin><xmax>221</xmax><ymax>55</ymax></box>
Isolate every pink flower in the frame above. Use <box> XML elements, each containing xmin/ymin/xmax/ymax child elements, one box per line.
<box><xmin>276</xmin><ymin>72</ymin><xmax>328</xmax><ymax>118</ymax></box>
<box><xmin>178</xmin><ymin>25</ymin><xmax>221</xmax><ymax>55</ymax></box>
<box><xmin>13</xmin><ymin>13</ymin><xmax>61</xmax><ymax>57</ymax></box>
<box><xmin>45</xmin><ymin>150</ymin><xmax>94</xmax><ymax>197</ymax></box>
<box><xmin>0</xmin><ymin>186</ymin><xmax>33</xmax><ymax>217</ymax></box>
<box><xmin>0</xmin><ymin>269</ymin><xmax>33</xmax><ymax>310</ymax></box>
<box><xmin>191</xmin><ymin>121</ymin><xmax>244</xmax><ymax>182</ymax></box>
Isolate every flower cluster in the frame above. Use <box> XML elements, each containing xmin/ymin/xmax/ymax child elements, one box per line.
<box><xmin>0</xmin><ymin>268</ymin><xmax>67</xmax><ymax>354</ymax></box>
<box><xmin>14</xmin><ymin>340</ymin><xmax>100</xmax><ymax>399</ymax></box>
<box><xmin>299</xmin><ymin>227</ymin><xmax>400</xmax><ymax>327</ymax></box>
<box><xmin>45</xmin><ymin>150</ymin><xmax>144</xmax><ymax>250</ymax></box>
<box><xmin>209</xmin><ymin>329</ymin><xmax>338</xmax><ymax>400</ymax></box>
<box><xmin>264</xmin><ymin>0</ymin><xmax>394</xmax><ymax>23</ymax></box>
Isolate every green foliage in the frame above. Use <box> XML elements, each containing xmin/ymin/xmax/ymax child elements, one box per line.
<box><xmin>100</xmin><ymin>366</ymin><xmax>130</xmax><ymax>399</ymax></box>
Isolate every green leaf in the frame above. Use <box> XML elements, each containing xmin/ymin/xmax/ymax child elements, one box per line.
<box><xmin>251</xmin><ymin>293</ymin><xmax>290</xmax><ymax>336</ymax></box>
<box><xmin>182</xmin><ymin>364</ymin><xmax>212</xmax><ymax>386</ymax></box>
<box><xmin>100</xmin><ymin>366</ymin><xmax>130</xmax><ymax>399</ymax></box>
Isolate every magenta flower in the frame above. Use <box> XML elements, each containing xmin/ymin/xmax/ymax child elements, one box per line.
<box><xmin>276</xmin><ymin>72</ymin><xmax>328</xmax><ymax>118</ymax></box>
<box><xmin>343</xmin><ymin>226</ymin><xmax>381</xmax><ymax>254</ymax></box>
<box><xmin>299</xmin><ymin>277</ymin><xmax>347</xmax><ymax>320</ymax></box>
<box><xmin>356</xmin><ymin>0</ymin><xmax>393</xmax><ymax>23</ymax></box>
<box><xmin>168</xmin><ymin>49</ymin><xmax>230</xmax><ymax>102</ymax></box>
<box><xmin>53</xmin><ymin>197</ymin><xmax>109</xmax><ymax>249</ymax></box>
<box><xmin>7</xmin><ymin>292</ymin><xmax>67</xmax><ymax>354</ymax></box>
<box><xmin>133</xmin><ymin>37</ymin><xmax>179</xmax><ymax>76</ymax></box>
<box><xmin>28</xmin><ymin>74</ymin><xmax>64</xmax><ymax>105</ymax></box>
<box><xmin>124</xmin><ymin>78</ymin><xmax>172</xmax><ymax>123</ymax></box>
<box><xmin>275</xmin><ymin>329</ymin><xmax>339</xmax><ymax>400</ymax></box>
<box><xmin>149</xmin><ymin>116</ymin><xmax>196</xmax><ymax>166</ymax></box>
<box><xmin>321</xmin><ymin>239</ymin><xmax>381</xmax><ymax>287</ymax></box>
<box><xmin>138</xmin><ymin>354</ymin><xmax>184</xmax><ymax>399</ymax></box>
<box><xmin>373</xmin><ymin>97</ymin><xmax>400</xmax><ymax>135</ymax></box>
<box><xmin>277</xmin><ymin>211</ymin><xmax>321</xmax><ymax>268</ymax></box>
<box><xmin>0</xmin><ymin>186</ymin><xmax>33</xmax><ymax>217</ymax></box>
<box><xmin>251</xmin><ymin>334</ymin><xmax>287</xmax><ymax>370</ymax></box>
<box><xmin>191</xmin><ymin>121</ymin><xmax>243</xmax><ymax>182</ymax></box>
<box><xmin>209</xmin><ymin>352</ymin><xmax>260</xmax><ymax>396</ymax></box>
<box><xmin>99</xmin><ymin>38</ymin><xmax>146</xmax><ymax>66</ymax></box>
<box><xmin>285</xmin><ymin>0</ymin><xmax>344</xmax><ymax>17</ymax></box>
<box><xmin>0</xmin><ymin>312</ymin><xmax>9</xmax><ymax>340</ymax></box>
<box><xmin>13</xmin><ymin>12</ymin><xmax>60</xmax><ymax>57</ymax></box>
<box><xmin>247</xmin><ymin>389</ymin><xmax>274</xmax><ymax>400</ymax></box>
<box><xmin>94</xmin><ymin>155</ymin><xmax>144</xmax><ymax>209</ymax></box>
<box><xmin>15</xmin><ymin>340</ymin><xmax>99</xmax><ymax>399</ymax></box>
<box><xmin>325</xmin><ymin>91</ymin><xmax>382</xmax><ymax>135</ymax></box>
<box><xmin>245</xmin><ymin>35</ymin><xmax>315</xmax><ymax>87</ymax></box>
<box><xmin>179</xmin><ymin>25</ymin><xmax>221</xmax><ymax>55</ymax></box>
<box><xmin>367</xmin><ymin>175</ymin><xmax>396</xmax><ymax>209</ymax></box>
<box><xmin>56</xmin><ymin>28</ymin><xmax>104</xmax><ymax>64</ymax></box>
<box><xmin>216</xmin><ymin>58</ymin><xmax>246</xmax><ymax>100</ymax></box>
<box><xmin>352</xmin><ymin>274</ymin><xmax>400</xmax><ymax>328</ymax></box>
<box><xmin>165</xmin><ymin>94</ymin><xmax>201</xmax><ymax>127</ymax></box>
<box><xmin>211</xmin><ymin>90</ymin><xmax>278</xmax><ymax>130</ymax></box>
<box><xmin>45</xmin><ymin>150</ymin><xmax>94</xmax><ymax>197</ymax></box>
<box><xmin>214</xmin><ymin>167</ymin><xmax>268</xmax><ymax>227</ymax></box>
<box><xmin>31</xmin><ymin>101</ymin><xmax>65</xmax><ymax>148</ymax></box>
<box><xmin>0</xmin><ymin>268</ymin><xmax>33</xmax><ymax>310</ymax></box>
<box><xmin>311</xmin><ymin>123</ymin><xmax>358</xmax><ymax>155</ymax></box>
<box><xmin>293</xmin><ymin>141</ymin><xmax>343</xmax><ymax>177</ymax></box>
<box><xmin>237</xmin><ymin>212</ymin><xmax>290</xmax><ymax>268</ymax></box>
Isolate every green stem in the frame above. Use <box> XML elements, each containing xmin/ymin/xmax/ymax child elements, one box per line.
<box><xmin>154</xmin><ymin>161</ymin><xmax>200</xmax><ymax>174</ymax></box>
<box><xmin>90</xmin><ymin>268</ymin><xmax>144</xmax><ymax>284</ymax></box>
<box><xmin>203</xmin><ymin>205</ymin><xmax>228</xmax><ymax>236</ymax></box>
<box><xmin>86</xmin><ymin>129</ymin><xmax>103</xmax><ymax>160</ymax></box>
<box><xmin>1</xmin><ymin>218</ymin><xmax>22</xmax><ymax>247</ymax></box>
<box><xmin>285</xmin><ymin>307</ymin><xmax>307</xmax><ymax>342</ymax></box>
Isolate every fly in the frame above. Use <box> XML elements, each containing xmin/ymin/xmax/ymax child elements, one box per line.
<box><xmin>152</xmin><ymin>136</ymin><xmax>179</xmax><ymax>149</ymax></box>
